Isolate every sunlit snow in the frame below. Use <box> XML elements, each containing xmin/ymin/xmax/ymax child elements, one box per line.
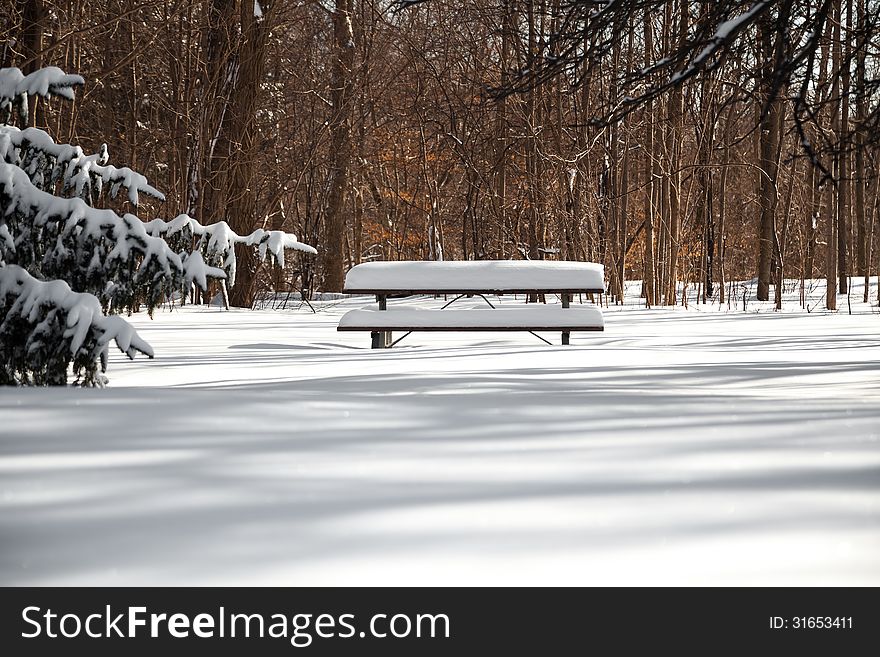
<box><xmin>1</xmin><ymin>280</ymin><xmax>878</xmax><ymax>585</ymax></box>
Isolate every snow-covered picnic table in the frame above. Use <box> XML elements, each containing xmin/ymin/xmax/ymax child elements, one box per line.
<box><xmin>338</xmin><ymin>260</ymin><xmax>605</xmax><ymax>348</ymax></box>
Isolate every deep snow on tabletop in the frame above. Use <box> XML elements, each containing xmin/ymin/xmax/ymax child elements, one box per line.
<box><xmin>1</xmin><ymin>281</ymin><xmax>878</xmax><ymax>585</ymax></box>
<box><xmin>343</xmin><ymin>260</ymin><xmax>605</xmax><ymax>291</ymax></box>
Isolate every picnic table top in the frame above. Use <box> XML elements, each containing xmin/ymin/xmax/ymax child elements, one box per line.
<box><xmin>342</xmin><ymin>260</ymin><xmax>606</xmax><ymax>295</ymax></box>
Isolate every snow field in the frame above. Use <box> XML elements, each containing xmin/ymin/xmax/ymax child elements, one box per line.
<box><xmin>1</xmin><ymin>283</ymin><xmax>878</xmax><ymax>585</ymax></box>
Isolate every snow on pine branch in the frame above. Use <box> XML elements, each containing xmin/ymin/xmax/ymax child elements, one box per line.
<box><xmin>0</xmin><ymin>161</ymin><xmax>223</xmax><ymax>313</ymax></box>
<box><xmin>145</xmin><ymin>215</ymin><xmax>318</xmax><ymax>288</ymax></box>
<box><xmin>0</xmin><ymin>125</ymin><xmax>164</xmax><ymax>207</ymax></box>
<box><xmin>0</xmin><ymin>67</ymin><xmax>84</xmax><ymax>126</ymax></box>
<box><xmin>0</xmin><ymin>264</ymin><xmax>152</xmax><ymax>386</ymax></box>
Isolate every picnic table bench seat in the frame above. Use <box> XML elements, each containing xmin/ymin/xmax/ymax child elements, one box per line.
<box><xmin>337</xmin><ymin>305</ymin><xmax>605</xmax><ymax>332</ymax></box>
<box><xmin>337</xmin><ymin>260</ymin><xmax>606</xmax><ymax>348</ymax></box>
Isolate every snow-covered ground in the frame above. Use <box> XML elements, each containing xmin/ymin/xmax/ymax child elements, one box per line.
<box><xmin>2</xmin><ymin>279</ymin><xmax>879</xmax><ymax>585</ymax></box>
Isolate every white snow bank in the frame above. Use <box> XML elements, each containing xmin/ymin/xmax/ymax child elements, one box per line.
<box><xmin>343</xmin><ymin>260</ymin><xmax>606</xmax><ymax>292</ymax></box>
<box><xmin>338</xmin><ymin>305</ymin><xmax>604</xmax><ymax>329</ymax></box>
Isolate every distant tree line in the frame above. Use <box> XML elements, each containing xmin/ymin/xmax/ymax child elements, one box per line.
<box><xmin>4</xmin><ymin>0</ymin><xmax>879</xmax><ymax>310</ymax></box>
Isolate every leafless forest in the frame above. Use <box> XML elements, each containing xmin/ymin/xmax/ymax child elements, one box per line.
<box><xmin>3</xmin><ymin>0</ymin><xmax>879</xmax><ymax>308</ymax></box>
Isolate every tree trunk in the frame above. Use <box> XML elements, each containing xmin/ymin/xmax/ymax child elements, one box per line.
<box><xmin>664</xmin><ymin>0</ymin><xmax>686</xmax><ymax>305</ymax></box>
<box><xmin>322</xmin><ymin>0</ymin><xmax>356</xmax><ymax>292</ymax></box>
<box><xmin>827</xmin><ymin>0</ymin><xmax>842</xmax><ymax>310</ymax></box>
<box><xmin>227</xmin><ymin>1</ymin><xmax>274</xmax><ymax>308</ymax></box>
<box><xmin>854</xmin><ymin>0</ymin><xmax>868</xmax><ymax>279</ymax></box>
<box><xmin>17</xmin><ymin>0</ymin><xmax>48</xmax><ymax>126</ymax></box>
<box><xmin>837</xmin><ymin>0</ymin><xmax>852</xmax><ymax>296</ymax></box>
<box><xmin>756</xmin><ymin>9</ymin><xmax>783</xmax><ymax>302</ymax></box>
<box><xmin>642</xmin><ymin>7</ymin><xmax>656</xmax><ymax>306</ymax></box>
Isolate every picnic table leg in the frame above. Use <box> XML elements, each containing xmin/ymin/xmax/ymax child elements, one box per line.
<box><xmin>561</xmin><ymin>292</ymin><xmax>571</xmax><ymax>345</ymax></box>
<box><xmin>372</xmin><ymin>294</ymin><xmax>392</xmax><ymax>349</ymax></box>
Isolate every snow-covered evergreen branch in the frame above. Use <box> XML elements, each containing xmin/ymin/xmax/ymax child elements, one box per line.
<box><xmin>144</xmin><ymin>215</ymin><xmax>317</xmax><ymax>288</ymax></box>
<box><xmin>0</xmin><ymin>264</ymin><xmax>152</xmax><ymax>386</ymax></box>
<box><xmin>0</xmin><ymin>161</ymin><xmax>223</xmax><ymax>313</ymax></box>
<box><xmin>0</xmin><ymin>125</ymin><xmax>164</xmax><ymax>207</ymax></box>
<box><xmin>0</xmin><ymin>67</ymin><xmax>85</xmax><ymax>127</ymax></box>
